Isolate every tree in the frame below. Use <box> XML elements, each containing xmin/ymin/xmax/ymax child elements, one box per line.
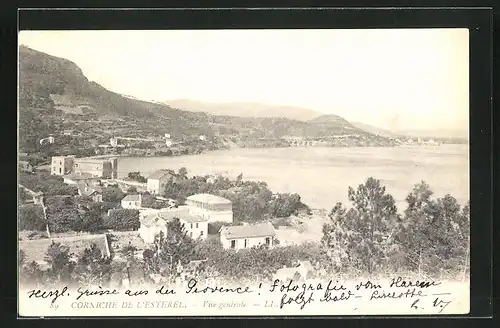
<box><xmin>178</xmin><ymin>167</ymin><xmax>188</xmax><ymax>179</ymax></box>
<box><xmin>127</xmin><ymin>186</ymin><xmax>138</xmax><ymax>194</ymax></box>
<box><xmin>20</xmin><ymin>260</ymin><xmax>45</xmax><ymax>287</ymax></box>
<box><xmin>236</xmin><ymin>173</ymin><xmax>243</xmax><ymax>186</ymax></box>
<box><xmin>44</xmin><ymin>242</ymin><xmax>75</xmax><ymax>285</ymax></box>
<box><xmin>322</xmin><ymin>178</ymin><xmax>400</xmax><ymax>274</ymax></box>
<box><xmin>141</xmin><ymin>191</ymin><xmax>155</xmax><ymax>207</ymax></box>
<box><xmin>104</xmin><ymin>209</ymin><xmax>140</xmax><ymax>231</ymax></box>
<box><xmin>102</xmin><ymin>186</ymin><xmax>125</xmax><ymax>203</ymax></box>
<box><xmin>144</xmin><ymin>218</ymin><xmax>198</xmax><ymax>277</ymax></box>
<box><xmin>44</xmin><ymin>196</ymin><xmax>82</xmax><ymax>232</ymax></box>
<box><xmin>270</xmin><ymin>193</ymin><xmax>306</xmax><ymax>218</ymax></box>
<box><xmin>128</xmin><ymin>172</ymin><xmax>147</xmax><ymax>183</ymax></box>
<box><xmin>79</xmin><ymin>203</ymin><xmax>105</xmax><ymax>232</ymax></box>
<box><xmin>18</xmin><ymin>204</ymin><xmax>46</xmax><ymax>231</ymax></box>
<box><xmin>74</xmin><ymin>243</ymin><xmax>112</xmax><ymax>287</ymax></box>
<box><xmin>399</xmin><ymin>181</ymin><xmax>469</xmax><ymax>277</ymax></box>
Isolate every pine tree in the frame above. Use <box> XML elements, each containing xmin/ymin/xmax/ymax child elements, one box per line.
<box><xmin>74</xmin><ymin>243</ymin><xmax>112</xmax><ymax>287</ymax></box>
<box><xmin>401</xmin><ymin>181</ymin><xmax>469</xmax><ymax>278</ymax></box>
<box><xmin>158</xmin><ymin>218</ymin><xmax>197</xmax><ymax>276</ymax></box>
<box><xmin>322</xmin><ymin>178</ymin><xmax>400</xmax><ymax>274</ymax></box>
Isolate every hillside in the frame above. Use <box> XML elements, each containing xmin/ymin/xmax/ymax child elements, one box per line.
<box><xmin>19</xmin><ymin>45</ymin><xmax>190</xmax><ymax>119</ymax></box>
<box><xmin>348</xmin><ymin>121</ymin><xmax>399</xmax><ymax>138</ymax></box>
<box><xmin>164</xmin><ymin>99</ymin><xmax>324</xmax><ymax>122</ymax></box>
<box><xmin>18</xmin><ymin>46</ymin><xmax>386</xmax><ymax>154</ymax></box>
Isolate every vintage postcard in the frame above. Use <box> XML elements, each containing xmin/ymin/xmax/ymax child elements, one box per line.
<box><xmin>17</xmin><ymin>29</ymin><xmax>470</xmax><ymax>317</ymax></box>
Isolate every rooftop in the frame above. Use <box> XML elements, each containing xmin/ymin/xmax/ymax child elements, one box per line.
<box><xmin>122</xmin><ymin>194</ymin><xmax>142</xmax><ymax>202</ymax></box>
<box><xmin>77</xmin><ymin>181</ymin><xmax>103</xmax><ymax>196</ymax></box>
<box><xmin>186</xmin><ymin>193</ymin><xmax>232</xmax><ymax>205</ymax></box>
<box><xmin>19</xmin><ymin>234</ymin><xmax>110</xmax><ymax>264</ymax></box>
<box><xmin>220</xmin><ymin>222</ymin><xmax>276</xmax><ymax>239</ymax></box>
<box><xmin>148</xmin><ymin>170</ymin><xmax>177</xmax><ymax>180</ymax></box>
<box><xmin>63</xmin><ymin>172</ymin><xmax>97</xmax><ymax>180</ymax></box>
<box><xmin>140</xmin><ymin>207</ymin><xmax>190</xmax><ymax>227</ymax></box>
<box><xmin>74</xmin><ymin>158</ymin><xmax>111</xmax><ymax>164</ymax></box>
<box><xmin>179</xmin><ymin>214</ymin><xmax>208</xmax><ymax>223</ymax></box>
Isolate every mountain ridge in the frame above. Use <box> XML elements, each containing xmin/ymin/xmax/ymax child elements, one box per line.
<box><xmin>19</xmin><ymin>46</ymin><xmax>378</xmax><ymax>152</ymax></box>
<box><xmin>163</xmin><ymin>99</ymin><xmax>324</xmax><ymax>122</ymax></box>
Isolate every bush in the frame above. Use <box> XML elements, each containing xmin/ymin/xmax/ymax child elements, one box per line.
<box><xmin>79</xmin><ymin>203</ymin><xmax>105</xmax><ymax>232</ymax></box>
<box><xmin>19</xmin><ymin>172</ymin><xmax>78</xmax><ymax>196</ymax></box>
<box><xmin>102</xmin><ymin>186</ymin><xmax>125</xmax><ymax>203</ymax></box>
<box><xmin>18</xmin><ymin>204</ymin><xmax>46</xmax><ymax>231</ymax></box>
<box><xmin>128</xmin><ymin>172</ymin><xmax>147</xmax><ymax>183</ymax></box>
<box><xmin>45</xmin><ymin>196</ymin><xmax>81</xmax><ymax>232</ymax></box>
<box><xmin>105</xmin><ymin>209</ymin><xmax>140</xmax><ymax>231</ymax></box>
<box><xmin>204</xmin><ymin>243</ymin><xmax>329</xmax><ymax>281</ymax></box>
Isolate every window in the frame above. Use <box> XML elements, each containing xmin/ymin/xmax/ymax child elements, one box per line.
<box><xmin>231</xmin><ymin>240</ymin><xmax>236</xmax><ymax>249</ymax></box>
<box><xmin>59</xmin><ymin>168</ymin><xmax>62</xmax><ymax>174</ymax></box>
<box><xmin>190</xmin><ymin>223</ymin><xmax>193</xmax><ymax>229</ymax></box>
<box><xmin>244</xmin><ymin>239</ymin><xmax>248</xmax><ymax>248</ymax></box>
<box><xmin>200</xmin><ymin>231</ymin><xmax>204</xmax><ymax>236</ymax></box>
<box><xmin>265</xmin><ymin>237</ymin><xmax>270</xmax><ymax>246</ymax></box>
<box><xmin>195</xmin><ymin>223</ymin><xmax>198</xmax><ymax>228</ymax></box>
<box><xmin>190</xmin><ymin>232</ymin><xmax>193</xmax><ymax>237</ymax></box>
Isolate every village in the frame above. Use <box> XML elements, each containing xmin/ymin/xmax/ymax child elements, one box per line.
<box><xmin>18</xmin><ymin>154</ymin><xmax>318</xmax><ymax>287</ymax></box>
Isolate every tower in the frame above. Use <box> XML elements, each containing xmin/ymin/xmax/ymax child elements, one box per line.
<box><xmin>110</xmin><ymin>157</ymin><xmax>118</xmax><ymax>179</ymax></box>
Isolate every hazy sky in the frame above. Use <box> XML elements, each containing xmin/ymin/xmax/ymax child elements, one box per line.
<box><xmin>19</xmin><ymin>29</ymin><xmax>469</xmax><ymax>131</ymax></box>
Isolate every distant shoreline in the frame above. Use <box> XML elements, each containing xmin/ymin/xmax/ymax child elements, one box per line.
<box><xmin>86</xmin><ymin>143</ymin><xmax>466</xmax><ymax>161</ymax></box>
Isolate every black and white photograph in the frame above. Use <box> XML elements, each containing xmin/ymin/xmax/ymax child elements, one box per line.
<box><xmin>17</xmin><ymin>28</ymin><xmax>470</xmax><ymax>316</ymax></box>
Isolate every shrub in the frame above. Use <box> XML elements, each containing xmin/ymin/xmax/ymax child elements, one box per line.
<box><xmin>18</xmin><ymin>204</ymin><xmax>46</xmax><ymax>231</ymax></box>
<box><xmin>104</xmin><ymin>209</ymin><xmax>140</xmax><ymax>231</ymax></box>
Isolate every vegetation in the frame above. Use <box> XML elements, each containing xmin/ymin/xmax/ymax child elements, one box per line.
<box><xmin>104</xmin><ymin>209</ymin><xmax>140</xmax><ymax>231</ymax></box>
<box><xmin>143</xmin><ymin>218</ymin><xmax>198</xmax><ymax>276</ymax></box>
<box><xmin>44</xmin><ymin>196</ymin><xmax>81</xmax><ymax>233</ymax></box>
<box><xmin>102</xmin><ymin>186</ymin><xmax>125</xmax><ymax>203</ymax></box>
<box><xmin>18</xmin><ymin>204</ymin><xmax>46</xmax><ymax>231</ymax></box>
<box><xmin>19</xmin><ymin>172</ymin><xmax>78</xmax><ymax>196</ymax></box>
<box><xmin>322</xmin><ymin>178</ymin><xmax>470</xmax><ymax>278</ymax></box>
<box><xmin>19</xmin><ymin>176</ymin><xmax>469</xmax><ymax>288</ymax></box>
<box><xmin>128</xmin><ymin>172</ymin><xmax>147</xmax><ymax>183</ymax></box>
<box><xmin>163</xmin><ymin>171</ymin><xmax>309</xmax><ymax>222</ymax></box>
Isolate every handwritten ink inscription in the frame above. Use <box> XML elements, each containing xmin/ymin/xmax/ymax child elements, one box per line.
<box><xmin>22</xmin><ymin>276</ymin><xmax>461</xmax><ymax>315</ymax></box>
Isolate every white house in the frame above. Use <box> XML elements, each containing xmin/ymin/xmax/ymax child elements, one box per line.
<box><xmin>121</xmin><ymin>194</ymin><xmax>142</xmax><ymax>209</ymax></box>
<box><xmin>147</xmin><ymin>170</ymin><xmax>179</xmax><ymax>195</ymax></box>
<box><xmin>138</xmin><ymin>206</ymin><xmax>206</xmax><ymax>244</ymax></box>
<box><xmin>185</xmin><ymin>193</ymin><xmax>233</xmax><ymax>223</ymax></box>
<box><xmin>138</xmin><ymin>212</ymin><xmax>169</xmax><ymax>244</ymax></box>
<box><xmin>273</xmin><ymin>260</ymin><xmax>315</xmax><ymax>283</ymax></box>
<box><xmin>179</xmin><ymin>214</ymin><xmax>208</xmax><ymax>240</ymax></box>
<box><xmin>219</xmin><ymin>222</ymin><xmax>276</xmax><ymax>250</ymax></box>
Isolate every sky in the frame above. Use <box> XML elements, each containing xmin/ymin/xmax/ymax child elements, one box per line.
<box><xmin>18</xmin><ymin>29</ymin><xmax>469</xmax><ymax>132</ymax></box>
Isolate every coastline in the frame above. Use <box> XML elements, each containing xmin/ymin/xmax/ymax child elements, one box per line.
<box><xmin>85</xmin><ymin>143</ymin><xmax>461</xmax><ymax>161</ymax></box>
